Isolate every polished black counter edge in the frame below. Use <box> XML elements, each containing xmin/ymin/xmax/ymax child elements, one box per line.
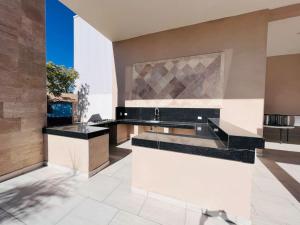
<box><xmin>89</xmin><ymin>119</ymin><xmax>198</xmax><ymax>129</ymax></box>
<box><xmin>208</xmin><ymin>118</ymin><xmax>261</xmax><ymax>138</ymax></box>
<box><xmin>91</xmin><ymin>119</ymin><xmax>265</xmax><ymax>150</ymax></box>
<box><xmin>43</xmin><ymin>126</ymin><xmax>110</xmax><ymax>140</ymax></box>
<box><xmin>208</xmin><ymin>118</ymin><xmax>265</xmax><ymax>150</ymax></box>
<box><xmin>207</xmin><ymin>119</ymin><xmax>229</xmax><ymax>147</ymax></box>
<box><xmin>132</xmin><ymin>137</ymin><xmax>255</xmax><ymax>164</ymax></box>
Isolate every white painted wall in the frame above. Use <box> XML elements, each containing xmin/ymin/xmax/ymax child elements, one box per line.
<box><xmin>74</xmin><ymin>16</ymin><xmax>114</xmax><ymax>121</ymax></box>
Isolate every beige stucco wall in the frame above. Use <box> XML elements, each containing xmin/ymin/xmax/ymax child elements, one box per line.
<box><xmin>132</xmin><ymin>146</ymin><xmax>253</xmax><ymax>220</ymax></box>
<box><xmin>114</xmin><ymin>10</ymin><xmax>268</xmax><ymax>102</ymax></box>
<box><xmin>114</xmin><ymin>10</ymin><xmax>268</xmax><ymax>134</ymax></box>
<box><xmin>265</xmin><ymin>54</ymin><xmax>300</xmax><ymax>115</ymax></box>
<box><xmin>125</xmin><ymin>99</ymin><xmax>264</xmax><ymax>134</ymax></box>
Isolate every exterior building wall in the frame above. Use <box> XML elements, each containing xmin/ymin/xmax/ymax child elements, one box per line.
<box><xmin>265</xmin><ymin>54</ymin><xmax>300</xmax><ymax>115</ymax></box>
<box><xmin>74</xmin><ymin>16</ymin><xmax>114</xmax><ymax>120</ymax></box>
<box><xmin>114</xmin><ymin>10</ymin><xmax>269</xmax><ymax>134</ymax></box>
<box><xmin>0</xmin><ymin>0</ymin><xmax>46</xmax><ymax>178</ymax></box>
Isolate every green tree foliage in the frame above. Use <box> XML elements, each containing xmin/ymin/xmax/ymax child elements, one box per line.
<box><xmin>46</xmin><ymin>62</ymin><xmax>79</xmax><ymax>97</ymax></box>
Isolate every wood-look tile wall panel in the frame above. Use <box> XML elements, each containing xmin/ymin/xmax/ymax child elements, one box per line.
<box><xmin>0</xmin><ymin>0</ymin><xmax>46</xmax><ymax>177</ymax></box>
<box><xmin>0</xmin><ymin>130</ymin><xmax>43</xmax><ymax>153</ymax></box>
<box><xmin>0</xmin><ymin>118</ymin><xmax>21</xmax><ymax>134</ymax></box>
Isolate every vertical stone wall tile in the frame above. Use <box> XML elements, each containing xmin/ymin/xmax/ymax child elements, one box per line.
<box><xmin>0</xmin><ymin>0</ymin><xmax>46</xmax><ymax>177</ymax></box>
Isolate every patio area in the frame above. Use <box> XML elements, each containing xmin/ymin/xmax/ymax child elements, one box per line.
<box><xmin>0</xmin><ymin>141</ymin><xmax>299</xmax><ymax>225</ymax></box>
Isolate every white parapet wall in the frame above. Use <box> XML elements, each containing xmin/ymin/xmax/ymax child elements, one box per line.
<box><xmin>74</xmin><ymin>16</ymin><xmax>114</xmax><ymax>120</ymax></box>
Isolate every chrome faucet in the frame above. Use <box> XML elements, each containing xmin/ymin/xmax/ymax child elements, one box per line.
<box><xmin>154</xmin><ymin>107</ymin><xmax>160</xmax><ymax>121</ymax></box>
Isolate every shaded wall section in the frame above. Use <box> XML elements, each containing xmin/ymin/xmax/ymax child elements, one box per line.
<box><xmin>113</xmin><ymin>10</ymin><xmax>268</xmax><ymax>134</ymax></box>
<box><xmin>0</xmin><ymin>0</ymin><xmax>46</xmax><ymax>176</ymax></box>
<box><xmin>265</xmin><ymin>54</ymin><xmax>300</xmax><ymax>115</ymax></box>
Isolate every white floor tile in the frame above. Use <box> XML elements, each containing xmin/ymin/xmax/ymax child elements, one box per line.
<box><xmin>0</xmin><ymin>209</ymin><xmax>24</xmax><ymax>225</ymax></box>
<box><xmin>56</xmin><ymin>198</ymin><xmax>118</xmax><ymax>225</ymax></box>
<box><xmin>100</xmin><ymin>162</ymin><xmax>127</xmax><ymax>177</ymax></box>
<box><xmin>110</xmin><ymin>211</ymin><xmax>159</xmax><ymax>225</ymax></box>
<box><xmin>0</xmin><ymin>144</ymin><xmax>299</xmax><ymax>225</ymax></box>
<box><xmin>111</xmin><ymin>164</ymin><xmax>132</xmax><ymax>183</ymax></box>
<box><xmin>0</xmin><ymin>174</ymin><xmax>38</xmax><ymax>193</ymax></box>
<box><xmin>117</xmin><ymin>140</ymin><xmax>132</xmax><ymax>150</ymax></box>
<box><xmin>3</xmin><ymin>190</ymin><xmax>85</xmax><ymax>225</ymax></box>
<box><xmin>252</xmin><ymin>197</ymin><xmax>300</xmax><ymax>225</ymax></box>
<box><xmin>26</xmin><ymin>166</ymin><xmax>74</xmax><ymax>180</ymax></box>
<box><xmin>104</xmin><ymin>183</ymin><xmax>146</xmax><ymax>214</ymax></box>
<box><xmin>185</xmin><ymin>210</ymin><xmax>201</xmax><ymax>225</ymax></box>
<box><xmin>76</xmin><ymin>174</ymin><xmax>121</xmax><ymax>202</ymax></box>
<box><xmin>139</xmin><ymin>197</ymin><xmax>186</xmax><ymax>225</ymax></box>
<box><xmin>122</xmin><ymin>154</ymin><xmax>132</xmax><ymax>165</ymax></box>
<box><xmin>278</xmin><ymin>162</ymin><xmax>300</xmax><ymax>183</ymax></box>
<box><xmin>252</xmin><ymin>158</ymin><xmax>300</xmax><ymax>225</ymax></box>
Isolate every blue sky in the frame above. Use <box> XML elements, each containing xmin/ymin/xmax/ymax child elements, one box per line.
<box><xmin>46</xmin><ymin>0</ymin><xmax>75</xmax><ymax>68</ymax></box>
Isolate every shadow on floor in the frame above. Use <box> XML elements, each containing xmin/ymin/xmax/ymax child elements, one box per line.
<box><xmin>259</xmin><ymin>149</ymin><xmax>300</xmax><ymax>202</ymax></box>
<box><xmin>0</xmin><ymin>176</ymin><xmax>76</xmax><ymax>224</ymax></box>
<box><xmin>109</xmin><ymin>144</ymin><xmax>132</xmax><ymax>165</ymax></box>
<box><xmin>200</xmin><ymin>210</ymin><xmax>236</xmax><ymax>224</ymax></box>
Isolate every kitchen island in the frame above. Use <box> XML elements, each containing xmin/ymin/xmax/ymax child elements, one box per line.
<box><xmin>43</xmin><ymin>124</ymin><xmax>110</xmax><ymax>177</ymax></box>
<box><xmin>131</xmin><ymin>121</ymin><xmax>264</xmax><ymax>224</ymax></box>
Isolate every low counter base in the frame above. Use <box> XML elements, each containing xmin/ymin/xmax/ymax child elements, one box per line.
<box><xmin>46</xmin><ymin>134</ymin><xmax>109</xmax><ymax>176</ymax></box>
<box><xmin>132</xmin><ymin>146</ymin><xmax>253</xmax><ymax>223</ymax></box>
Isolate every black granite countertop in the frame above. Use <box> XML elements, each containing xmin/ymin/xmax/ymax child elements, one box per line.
<box><xmin>85</xmin><ymin>118</ymin><xmax>264</xmax><ymax>150</ymax></box>
<box><xmin>208</xmin><ymin>118</ymin><xmax>265</xmax><ymax>150</ymax></box>
<box><xmin>43</xmin><ymin>124</ymin><xmax>109</xmax><ymax>139</ymax></box>
<box><xmin>208</xmin><ymin>118</ymin><xmax>261</xmax><ymax>138</ymax></box>
<box><xmin>88</xmin><ymin>119</ymin><xmax>199</xmax><ymax>129</ymax></box>
<box><xmin>132</xmin><ymin>131</ymin><xmax>255</xmax><ymax>164</ymax></box>
<box><xmin>87</xmin><ymin>119</ymin><xmax>117</xmax><ymax>126</ymax></box>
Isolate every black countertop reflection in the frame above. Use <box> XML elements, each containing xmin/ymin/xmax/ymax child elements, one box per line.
<box><xmin>43</xmin><ymin>124</ymin><xmax>109</xmax><ymax>139</ymax></box>
<box><xmin>132</xmin><ymin>131</ymin><xmax>255</xmax><ymax>164</ymax></box>
<box><xmin>208</xmin><ymin>118</ymin><xmax>261</xmax><ymax>138</ymax></box>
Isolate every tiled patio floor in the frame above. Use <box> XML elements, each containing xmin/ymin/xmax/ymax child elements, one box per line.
<box><xmin>0</xmin><ymin>141</ymin><xmax>299</xmax><ymax>225</ymax></box>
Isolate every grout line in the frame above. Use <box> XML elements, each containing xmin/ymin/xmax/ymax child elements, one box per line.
<box><xmin>0</xmin><ymin>207</ymin><xmax>26</xmax><ymax>225</ymax></box>
<box><xmin>183</xmin><ymin>207</ymin><xmax>188</xmax><ymax>225</ymax></box>
<box><xmin>110</xmin><ymin>164</ymin><xmax>128</xmax><ymax>178</ymax></box>
<box><xmin>137</xmin><ymin>191</ymin><xmax>148</xmax><ymax>216</ymax></box>
<box><xmin>107</xmin><ymin>208</ymin><xmax>120</xmax><ymax>225</ymax></box>
<box><xmin>99</xmin><ymin>180</ymin><xmax>123</xmax><ymax>203</ymax></box>
<box><xmin>135</xmin><ymin>192</ymin><xmax>165</xmax><ymax>225</ymax></box>
<box><xmin>53</xmin><ymin>196</ymin><xmax>88</xmax><ymax>225</ymax></box>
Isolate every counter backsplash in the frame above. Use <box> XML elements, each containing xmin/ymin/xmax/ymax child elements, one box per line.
<box><xmin>116</xmin><ymin>107</ymin><xmax>220</xmax><ymax>123</ymax></box>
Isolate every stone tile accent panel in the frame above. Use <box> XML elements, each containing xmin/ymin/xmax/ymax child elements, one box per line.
<box><xmin>130</xmin><ymin>52</ymin><xmax>224</xmax><ymax>99</ymax></box>
<box><xmin>0</xmin><ymin>0</ymin><xmax>46</xmax><ymax>177</ymax></box>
